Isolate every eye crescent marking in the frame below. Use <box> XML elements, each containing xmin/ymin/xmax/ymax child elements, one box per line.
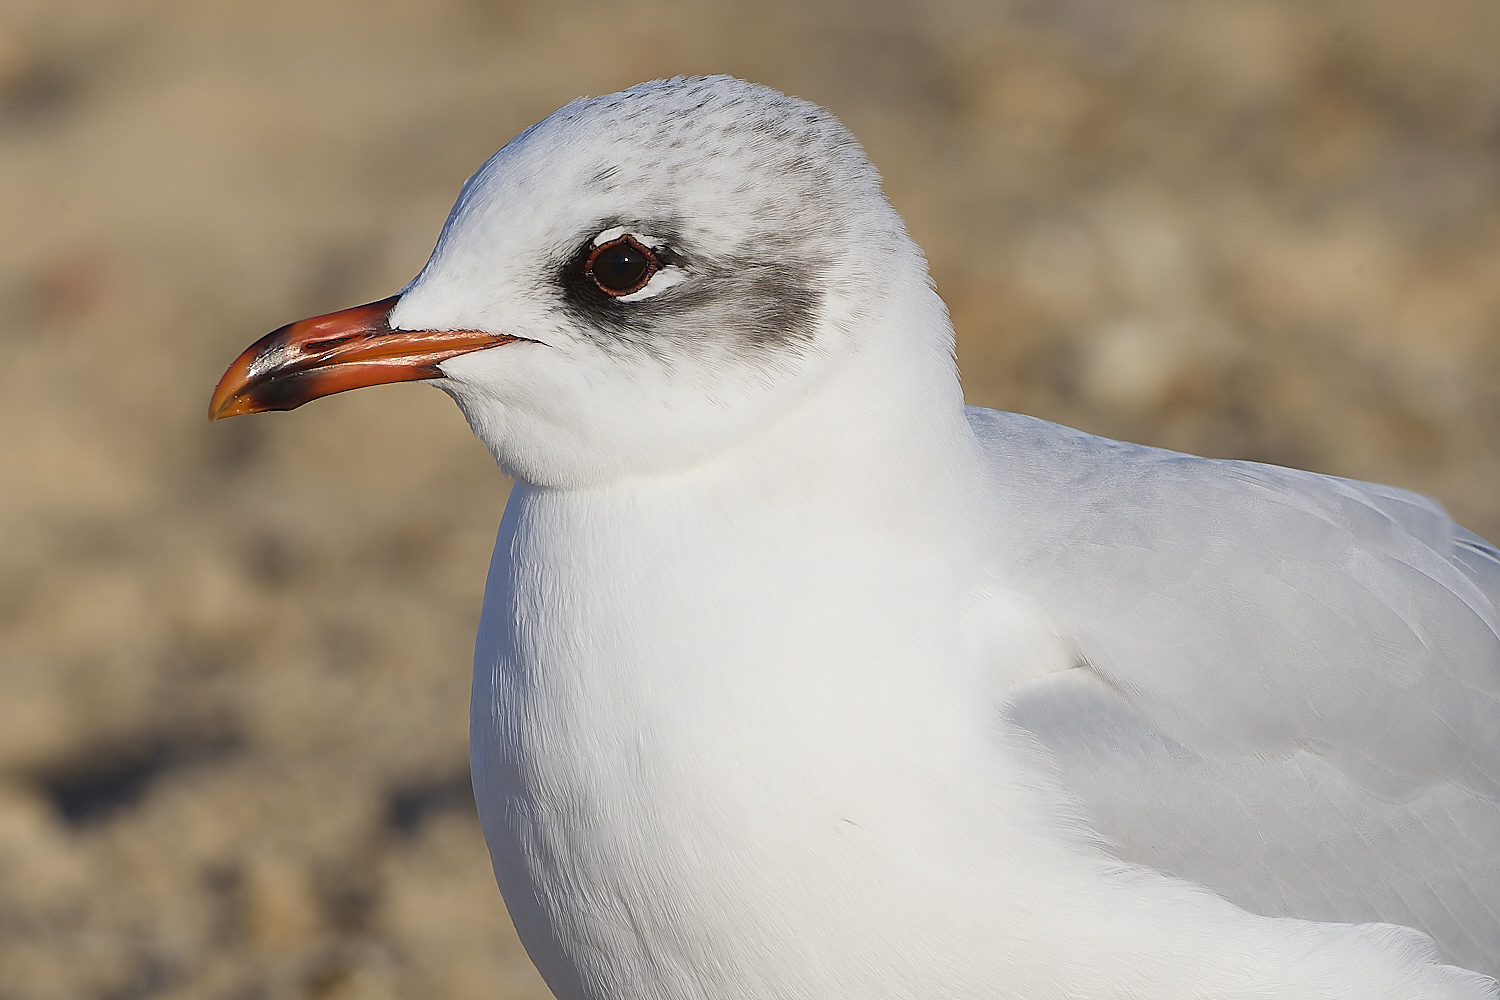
<box><xmin>592</xmin><ymin>227</ymin><xmax>669</xmax><ymax>250</ymax></box>
<box><xmin>614</xmin><ymin>267</ymin><xmax>686</xmax><ymax>302</ymax></box>
<box><xmin>592</xmin><ymin>226</ymin><xmax>629</xmax><ymax>247</ymax></box>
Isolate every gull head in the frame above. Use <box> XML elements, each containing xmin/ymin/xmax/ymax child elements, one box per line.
<box><xmin>211</xmin><ymin>76</ymin><xmax>948</xmax><ymax>488</ymax></box>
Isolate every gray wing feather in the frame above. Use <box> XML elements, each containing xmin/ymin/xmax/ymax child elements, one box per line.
<box><xmin>1005</xmin><ymin>668</ymin><xmax>1500</xmax><ymax>973</ymax></box>
<box><xmin>969</xmin><ymin>407</ymin><xmax>1500</xmax><ymax>972</ymax></box>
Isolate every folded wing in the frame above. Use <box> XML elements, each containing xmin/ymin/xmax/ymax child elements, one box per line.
<box><xmin>970</xmin><ymin>408</ymin><xmax>1500</xmax><ymax>972</ymax></box>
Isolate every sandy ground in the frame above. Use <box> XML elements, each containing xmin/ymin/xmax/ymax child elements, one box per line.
<box><xmin>1</xmin><ymin>1</ymin><xmax>1498</xmax><ymax>997</ymax></box>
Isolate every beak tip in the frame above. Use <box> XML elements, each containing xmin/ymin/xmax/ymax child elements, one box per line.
<box><xmin>208</xmin><ymin>380</ymin><xmax>247</xmax><ymax>421</ymax></box>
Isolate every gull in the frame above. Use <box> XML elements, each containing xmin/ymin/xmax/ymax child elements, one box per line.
<box><xmin>210</xmin><ymin>76</ymin><xmax>1500</xmax><ymax>998</ymax></box>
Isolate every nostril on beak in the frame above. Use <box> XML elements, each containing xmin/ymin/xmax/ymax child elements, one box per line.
<box><xmin>307</xmin><ymin>333</ymin><xmax>360</xmax><ymax>353</ymax></box>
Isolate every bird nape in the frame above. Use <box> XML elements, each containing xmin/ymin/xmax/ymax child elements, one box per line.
<box><xmin>210</xmin><ymin>76</ymin><xmax>1500</xmax><ymax>1000</ymax></box>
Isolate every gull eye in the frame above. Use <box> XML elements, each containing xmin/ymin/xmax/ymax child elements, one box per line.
<box><xmin>585</xmin><ymin>235</ymin><xmax>658</xmax><ymax>297</ymax></box>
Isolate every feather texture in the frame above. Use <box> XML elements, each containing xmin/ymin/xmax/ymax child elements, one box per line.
<box><xmin>977</xmin><ymin>409</ymin><xmax>1500</xmax><ymax>972</ymax></box>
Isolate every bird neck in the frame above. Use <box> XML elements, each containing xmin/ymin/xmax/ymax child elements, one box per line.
<box><xmin>483</xmin><ymin>331</ymin><xmax>991</xmax><ymax>767</ymax></box>
<box><xmin>488</xmin><ymin>283</ymin><xmax>986</xmax><ymax>674</ymax></box>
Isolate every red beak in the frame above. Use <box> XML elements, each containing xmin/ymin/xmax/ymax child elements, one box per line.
<box><xmin>209</xmin><ymin>295</ymin><xmax>518</xmax><ymax>420</ymax></box>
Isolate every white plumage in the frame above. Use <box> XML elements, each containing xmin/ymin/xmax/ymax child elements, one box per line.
<box><xmin>230</xmin><ymin>76</ymin><xmax>1500</xmax><ymax>998</ymax></box>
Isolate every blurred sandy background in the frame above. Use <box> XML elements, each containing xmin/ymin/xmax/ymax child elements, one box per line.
<box><xmin>1</xmin><ymin>1</ymin><xmax>1499</xmax><ymax>997</ymax></box>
